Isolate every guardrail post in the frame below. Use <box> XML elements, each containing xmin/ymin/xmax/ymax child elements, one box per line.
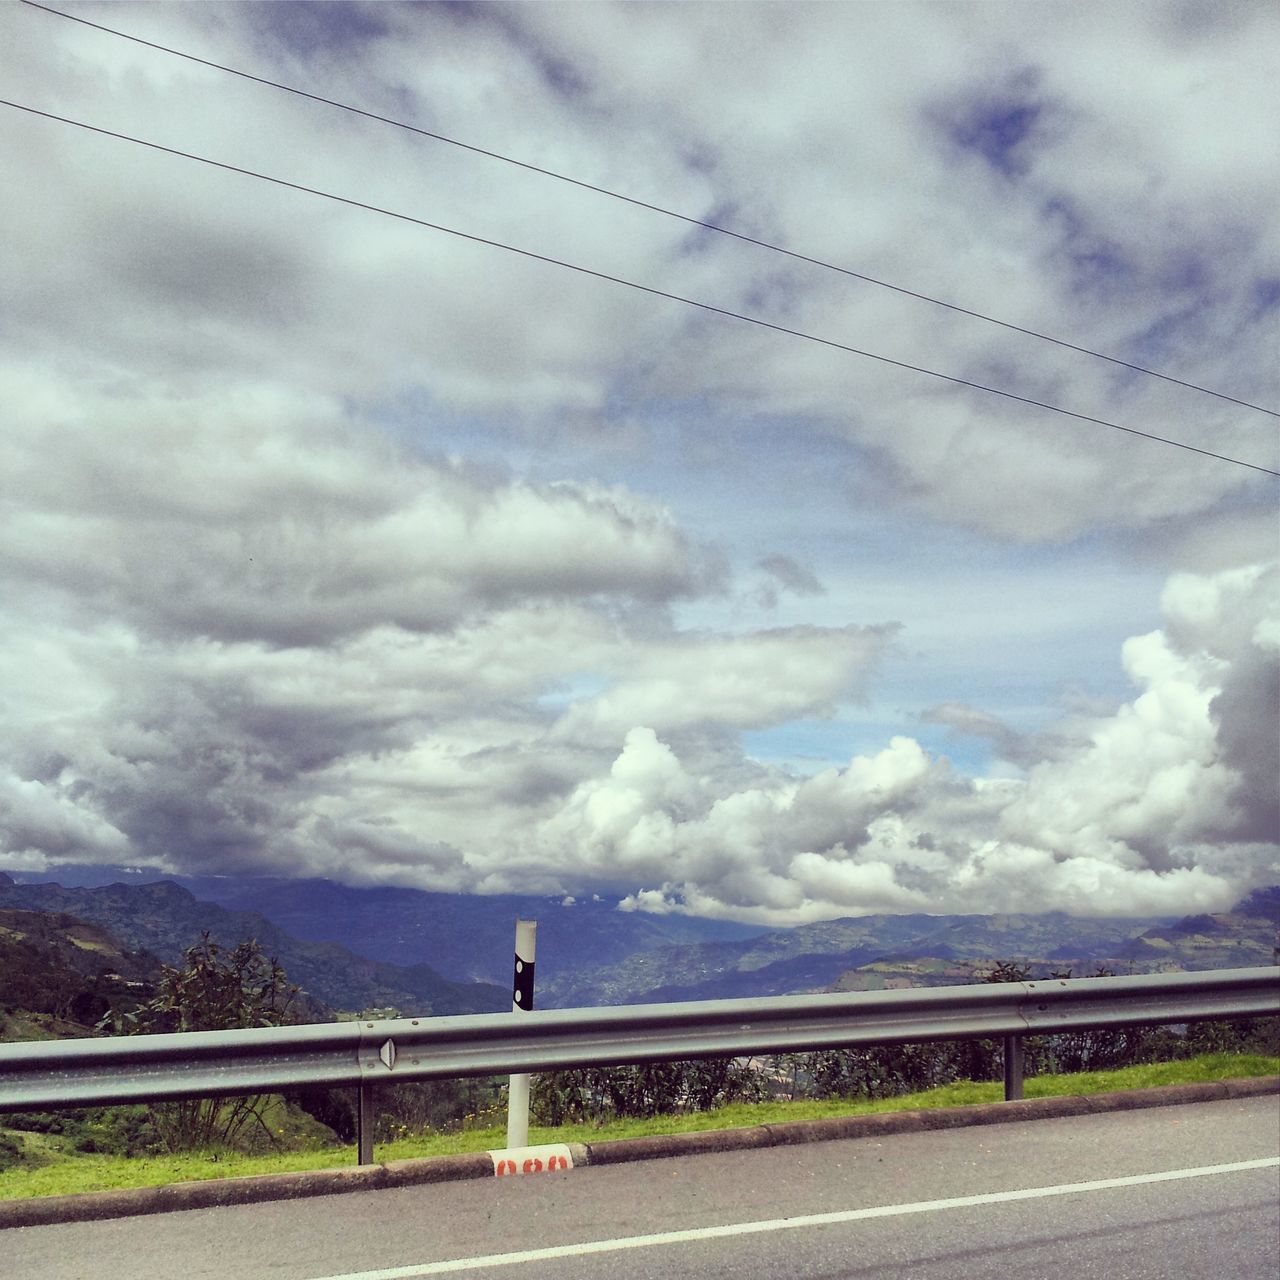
<box><xmin>357</xmin><ymin>1082</ymin><xmax>375</xmax><ymax>1165</ymax></box>
<box><xmin>1003</xmin><ymin>1035</ymin><xmax>1024</xmax><ymax>1100</ymax></box>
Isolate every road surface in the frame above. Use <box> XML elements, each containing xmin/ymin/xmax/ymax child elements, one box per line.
<box><xmin>8</xmin><ymin>1096</ymin><xmax>1279</xmax><ymax>1280</ymax></box>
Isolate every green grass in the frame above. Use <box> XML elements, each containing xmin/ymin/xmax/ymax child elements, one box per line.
<box><xmin>1</xmin><ymin>1053</ymin><xmax>1274</xmax><ymax>1201</ymax></box>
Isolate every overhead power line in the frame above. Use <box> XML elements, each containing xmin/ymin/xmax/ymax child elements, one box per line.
<box><xmin>3</xmin><ymin>98</ymin><xmax>1277</xmax><ymax>480</ymax></box>
<box><xmin>17</xmin><ymin>0</ymin><xmax>1279</xmax><ymax>421</ymax></box>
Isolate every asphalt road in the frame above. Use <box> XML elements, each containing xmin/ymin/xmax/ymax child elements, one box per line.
<box><xmin>8</xmin><ymin>1097</ymin><xmax>1279</xmax><ymax>1280</ymax></box>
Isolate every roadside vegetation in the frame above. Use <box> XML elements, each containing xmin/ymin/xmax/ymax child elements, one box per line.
<box><xmin>1</xmin><ymin>1052</ymin><xmax>1275</xmax><ymax>1201</ymax></box>
<box><xmin>2</xmin><ymin>934</ymin><xmax>1276</xmax><ymax>1202</ymax></box>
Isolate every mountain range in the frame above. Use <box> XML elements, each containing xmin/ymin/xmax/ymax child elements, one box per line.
<box><xmin>0</xmin><ymin>873</ymin><xmax>506</xmax><ymax>1017</ymax></box>
<box><xmin>1</xmin><ymin>864</ymin><xmax>763</xmax><ymax>985</ymax></box>
<box><xmin>546</xmin><ymin>888</ymin><xmax>1278</xmax><ymax>1005</ymax></box>
<box><xmin>2</xmin><ymin>867</ymin><xmax>1275</xmax><ymax>1014</ymax></box>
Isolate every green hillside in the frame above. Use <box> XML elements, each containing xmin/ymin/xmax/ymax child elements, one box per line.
<box><xmin>0</xmin><ymin>874</ymin><xmax>505</xmax><ymax>1017</ymax></box>
<box><xmin>0</xmin><ymin>907</ymin><xmax>165</xmax><ymax>1042</ymax></box>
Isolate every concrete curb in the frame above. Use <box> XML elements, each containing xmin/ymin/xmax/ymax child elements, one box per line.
<box><xmin>3</xmin><ymin>1075</ymin><xmax>1276</xmax><ymax>1230</ymax></box>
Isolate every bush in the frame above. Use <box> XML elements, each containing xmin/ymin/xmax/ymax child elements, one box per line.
<box><xmin>1183</xmin><ymin>1017</ymin><xmax>1280</xmax><ymax>1057</ymax></box>
<box><xmin>532</xmin><ymin>1057</ymin><xmax>767</xmax><ymax>1125</ymax></box>
<box><xmin>287</xmin><ymin>1087</ymin><xmax>356</xmax><ymax>1143</ymax></box>
<box><xmin>104</xmin><ymin>935</ymin><xmax>300</xmax><ymax>1154</ymax></box>
<box><xmin>3</xmin><ymin>1106</ymin><xmax>161</xmax><ymax>1157</ymax></box>
<box><xmin>4</xmin><ymin>1111</ymin><xmax>72</xmax><ymax>1136</ymax></box>
<box><xmin>0</xmin><ymin>1133</ymin><xmax>24</xmax><ymax>1172</ymax></box>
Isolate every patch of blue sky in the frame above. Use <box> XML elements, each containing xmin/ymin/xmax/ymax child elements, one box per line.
<box><xmin>377</xmin><ymin>391</ymin><xmax>1165</xmax><ymax>753</ymax></box>
<box><xmin>1038</xmin><ymin>196</ymin><xmax>1142</xmax><ymax>305</ymax></box>
<box><xmin>377</xmin><ymin>391</ymin><xmax>854</xmax><ymax>517</ymax></box>
<box><xmin>466</xmin><ymin>2</ymin><xmax>593</xmax><ymax>101</ymax></box>
<box><xmin>736</xmin><ymin>596</ymin><xmax>1140</xmax><ymax>770</ymax></box>
<box><xmin>942</xmin><ymin>75</ymin><xmax>1047</xmax><ymax>179</ymax></box>
<box><xmin>741</xmin><ymin>717</ymin><xmax>998</xmax><ymax>777</ymax></box>
<box><xmin>677</xmin><ymin>533</ymin><xmax>1162</xmax><ymax>758</ymax></box>
<box><xmin>534</xmin><ymin>672</ymin><xmax>613</xmax><ymax>714</ymax></box>
<box><xmin>372</xmin><ymin>392</ymin><xmax>530</xmax><ymax>470</ymax></box>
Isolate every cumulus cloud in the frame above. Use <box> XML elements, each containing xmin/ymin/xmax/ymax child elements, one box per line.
<box><xmin>0</xmin><ymin>376</ymin><xmax>895</xmax><ymax>889</ymax></box>
<box><xmin>0</xmin><ymin>374</ymin><xmax>709</xmax><ymax>646</ymax></box>
<box><xmin>551</xmin><ymin>624</ymin><xmax>894</xmax><ymax>741</ymax></box>
<box><xmin>593</xmin><ymin>563</ymin><xmax>1278</xmax><ymax>922</ymax></box>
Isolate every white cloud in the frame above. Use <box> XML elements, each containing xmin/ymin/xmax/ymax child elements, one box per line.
<box><xmin>0</xmin><ymin>3</ymin><xmax>1276</xmax><ymax>922</ymax></box>
<box><xmin>543</xmin><ymin>563</ymin><xmax>1279</xmax><ymax>921</ymax></box>
<box><xmin>552</xmin><ymin>625</ymin><xmax>894</xmax><ymax>740</ymax></box>
<box><xmin>0</xmin><ymin>373</ymin><xmax>707</xmax><ymax>646</ymax></box>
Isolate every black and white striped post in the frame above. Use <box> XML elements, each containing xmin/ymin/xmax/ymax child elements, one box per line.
<box><xmin>506</xmin><ymin>918</ymin><xmax>537</xmax><ymax>1149</ymax></box>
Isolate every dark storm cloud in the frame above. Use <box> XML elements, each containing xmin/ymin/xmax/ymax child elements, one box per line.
<box><xmin>1211</xmin><ymin>655</ymin><xmax>1280</xmax><ymax>843</ymax></box>
<box><xmin>1196</xmin><ymin>564</ymin><xmax>1280</xmax><ymax>844</ymax></box>
<box><xmin>105</xmin><ymin>213</ymin><xmax>315</xmax><ymax>326</ymax></box>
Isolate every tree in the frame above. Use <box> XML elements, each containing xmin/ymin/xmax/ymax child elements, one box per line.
<box><xmin>106</xmin><ymin>933</ymin><xmax>298</xmax><ymax>1035</ymax></box>
<box><xmin>103</xmin><ymin>934</ymin><xmax>299</xmax><ymax>1152</ymax></box>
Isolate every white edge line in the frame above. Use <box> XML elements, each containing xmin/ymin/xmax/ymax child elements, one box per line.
<box><xmin>312</xmin><ymin>1157</ymin><xmax>1280</xmax><ymax>1280</ymax></box>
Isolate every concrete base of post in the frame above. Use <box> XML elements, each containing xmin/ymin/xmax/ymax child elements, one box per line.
<box><xmin>488</xmin><ymin>1143</ymin><xmax>576</xmax><ymax>1176</ymax></box>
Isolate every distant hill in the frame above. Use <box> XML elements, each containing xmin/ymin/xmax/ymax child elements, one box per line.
<box><xmin>535</xmin><ymin>908</ymin><xmax>1188</xmax><ymax>1006</ymax></box>
<box><xmin>0</xmin><ymin>875</ymin><xmax>506</xmax><ymax>1017</ymax></box>
<box><xmin>826</xmin><ymin>892</ymin><xmax>1279</xmax><ymax>993</ymax></box>
<box><xmin>4</xmin><ymin>868</ymin><xmax>1274</xmax><ymax>1010</ymax></box>
<box><xmin>0</xmin><ymin>905</ymin><xmax>159</xmax><ymax>983</ymax></box>
<box><xmin>1218</xmin><ymin>884</ymin><xmax>1280</xmax><ymax>924</ymax></box>
<box><xmin>534</xmin><ymin>892</ymin><xmax>1277</xmax><ymax>1005</ymax></box>
<box><xmin>0</xmin><ymin>905</ymin><xmax>166</xmax><ymax>1039</ymax></box>
<box><xmin>2</xmin><ymin>865</ymin><xmax>765</xmax><ymax>987</ymax></box>
<box><xmin>1116</xmin><ymin>890</ymin><xmax>1279</xmax><ymax>973</ymax></box>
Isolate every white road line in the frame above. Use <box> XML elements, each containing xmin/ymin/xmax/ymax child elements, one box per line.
<box><xmin>310</xmin><ymin>1157</ymin><xmax>1280</xmax><ymax>1280</ymax></box>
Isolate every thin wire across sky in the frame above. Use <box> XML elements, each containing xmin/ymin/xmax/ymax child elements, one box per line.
<box><xmin>5</xmin><ymin>4</ymin><xmax>1278</xmax><ymax>478</ymax></box>
<box><xmin>4</xmin><ymin>96</ymin><xmax>1277</xmax><ymax>480</ymax></box>
<box><xmin>17</xmin><ymin>0</ymin><xmax>1278</xmax><ymax>422</ymax></box>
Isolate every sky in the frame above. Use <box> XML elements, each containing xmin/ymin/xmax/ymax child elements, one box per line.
<box><xmin>1</xmin><ymin>0</ymin><xmax>1277</xmax><ymax>924</ymax></box>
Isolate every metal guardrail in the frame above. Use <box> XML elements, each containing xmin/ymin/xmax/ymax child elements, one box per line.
<box><xmin>2</xmin><ymin>966</ymin><xmax>1276</xmax><ymax>1163</ymax></box>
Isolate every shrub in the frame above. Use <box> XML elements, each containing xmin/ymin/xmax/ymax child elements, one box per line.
<box><xmin>103</xmin><ymin>935</ymin><xmax>300</xmax><ymax>1153</ymax></box>
<box><xmin>0</xmin><ymin>1133</ymin><xmax>24</xmax><ymax>1172</ymax></box>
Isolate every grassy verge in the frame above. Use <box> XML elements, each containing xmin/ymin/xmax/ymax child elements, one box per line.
<box><xmin>2</xmin><ymin>1052</ymin><xmax>1275</xmax><ymax>1202</ymax></box>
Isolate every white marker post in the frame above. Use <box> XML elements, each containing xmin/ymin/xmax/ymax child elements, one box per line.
<box><xmin>506</xmin><ymin>918</ymin><xmax>537</xmax><ymax>1150</ymax></box>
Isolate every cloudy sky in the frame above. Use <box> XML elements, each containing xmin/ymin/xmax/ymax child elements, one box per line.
<box><xmin>2</xmin><ymin>0</ymin><xmax>1277</xmax><ymax>923</ymax></box>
